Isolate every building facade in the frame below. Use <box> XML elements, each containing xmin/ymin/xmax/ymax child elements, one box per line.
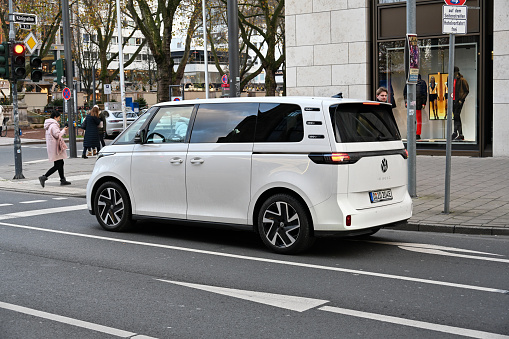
<box><xmin>286</xmin><ymin>0</ymin><xmax>508</xmax><ymax>157</ymax></box>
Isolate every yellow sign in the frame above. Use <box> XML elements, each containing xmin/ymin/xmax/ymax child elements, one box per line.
<box><xmin>23</xmin><ymin>32</ymin><xmax>39</xmax><ymax>54</ymax></box>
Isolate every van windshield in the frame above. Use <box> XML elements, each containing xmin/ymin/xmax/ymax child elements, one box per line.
<box><xmin>329</xmin><ymin>103</ymin><xmax>401</xmax><ymax>143</ymax></box>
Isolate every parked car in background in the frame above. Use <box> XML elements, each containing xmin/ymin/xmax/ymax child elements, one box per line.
<box><xmin>103</xmin><ymin>110</ymin><xmax>138</xmax><ymax>138</ymax></box>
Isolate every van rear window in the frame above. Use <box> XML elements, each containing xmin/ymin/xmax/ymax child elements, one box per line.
<box><xmin>329</xmin><ymin>103</ymin><xmax>401</xmax><ymax>143</ymax></box>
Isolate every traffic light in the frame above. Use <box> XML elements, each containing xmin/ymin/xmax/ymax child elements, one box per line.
<box><xmin>30</xmin><ymin>54</ymin><xmax>42</xmax><ymax>82</ymax></box>
<box><xmin>52</xmin><ymin>58</ymin><xmax>63</xmax><ymax>86</ymax></box>
<box><xmin>11</xmin><ymin>42</ymin><xmax>26</xmax><ymax>81</ymax></box>
<box><xmin>0</xmin><ymin>42</ymin><xmax>9</xmax><ymax>80</ymax></box>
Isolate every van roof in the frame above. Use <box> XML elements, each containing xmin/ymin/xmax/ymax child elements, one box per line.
<box><xmin>153</xmin><ymin>96</ymin><xmax>389</xmax><ymax>107</ymax></box>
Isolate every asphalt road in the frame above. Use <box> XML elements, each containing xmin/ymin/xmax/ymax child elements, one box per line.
<box><xmin>1</xmin><ymin>190</ymin><xmax>508</xmax><ymax>339</ymax></box>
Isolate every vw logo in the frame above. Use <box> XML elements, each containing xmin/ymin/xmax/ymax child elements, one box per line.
<box><xmin>381</xmin><ymin>158</ymin><xmax>388</xmax><ymax>173</ymax></box>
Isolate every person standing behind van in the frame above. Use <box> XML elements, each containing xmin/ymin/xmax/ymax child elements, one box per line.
<box><xmin>81</xmin><ymin>106</ymin><xmax>102</xmax><ymax>158</ymax></box>
<box><xmin>97</xmin><ymin>105</ymin><xmax>106</xmax><ymax>147</ymax></box>
<box><xmin>404</xmin><ymin>74</ymin><xmax>427</xmax><ymax>139</ymax></box>
<box><xmin>39</xmin><ymin>111</ymin><xmax>71</xmax><ymax>187</ymax></box>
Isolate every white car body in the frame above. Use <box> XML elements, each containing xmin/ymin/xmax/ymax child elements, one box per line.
<box><xmin>87</xmin><ymin>97</ymin><xmax>412</xmax><ymax>253</ymax></box>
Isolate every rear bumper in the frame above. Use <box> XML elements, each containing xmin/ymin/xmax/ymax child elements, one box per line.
<box><xmin>311</xmin><ymin>191</ymin><xmax>413</xmax><ymax>232</ymax></box>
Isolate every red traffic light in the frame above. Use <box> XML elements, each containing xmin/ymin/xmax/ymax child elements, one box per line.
<box><xmin>13</xmin><ymin>43</ymin><xmax>25</xmax><ymax>55</ymax></box>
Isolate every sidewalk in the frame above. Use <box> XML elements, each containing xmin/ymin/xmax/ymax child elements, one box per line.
<box><xmin>1</xmin><ymin>130</ymin><xmax>508</xmax><ymax>236</ymax></box>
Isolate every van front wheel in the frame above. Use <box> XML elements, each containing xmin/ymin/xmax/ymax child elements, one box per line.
<box><xmin>94</xmin><ymin>181</ymin><xmax>133</xmax><ymax>232</ymax></box>
<box><xmin>257</xmin><ymin>194</ymin><xmax>314</xmax><ymax>254</ymax></box>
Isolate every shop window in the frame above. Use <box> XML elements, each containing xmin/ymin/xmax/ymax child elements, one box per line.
<box><xmin>377</xmin><ymin>37</ymin><xmax>478</xmax><ymax>143</ymax></box>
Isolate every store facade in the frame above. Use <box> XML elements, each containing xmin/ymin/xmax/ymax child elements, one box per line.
<box><xmin>285</xmin><ymin>0</ymin><xmax>508</xmax><ymax>157</ymax></box>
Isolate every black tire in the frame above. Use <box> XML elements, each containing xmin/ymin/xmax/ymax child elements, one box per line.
<box><xmin>257</xmin><ymin>194</ymin><xmax>314</xmax><ymax>254</ymax></box>
<box><xmin>94</xmin><ymin>181</ymin><xmax>133</xmax><ymax>231</ymax></box>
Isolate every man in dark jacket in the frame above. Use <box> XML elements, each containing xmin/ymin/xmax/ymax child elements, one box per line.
<box><xmin>404</xmin><ymin>74</ymin><xmax>427</xmax><ymax>139</ymax></box>
<box><xmin>452</xmin><ymin>66</ymin><xmax>469</xmax><ymax>140</ymax></box>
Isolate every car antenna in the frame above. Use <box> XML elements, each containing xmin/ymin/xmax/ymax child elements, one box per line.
<box><xmin>331</xmin><ymin>92</ymin><xmax>343</xmax><ymax>98</ymax></box>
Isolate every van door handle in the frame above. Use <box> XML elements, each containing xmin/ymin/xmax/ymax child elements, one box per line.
<box><xmin>170</xmin><ymin>158</ymin><xmax>183</xmax><ymax>164</ymax></box>
<box><xmin>190</xmin><ymin>157</ymin><xmax>204</xmax><ymax>164</ymax></box>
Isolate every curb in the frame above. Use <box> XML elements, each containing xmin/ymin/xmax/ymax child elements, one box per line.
<box><xmin>396</xmin><ymin>222</ymin><xmax>509</xmax><ymax>236</ymax></box>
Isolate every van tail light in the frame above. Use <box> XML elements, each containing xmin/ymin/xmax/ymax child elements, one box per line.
<box><xmin>346</xmin><ymin>215</ymin><xmax>352</xmax><ymax>226</ymax></box>
<box><xmin>308</xmin><ymin>153</ymin><xmax>358</xmax><ymax>165</ymax></box>
<box><xmin>404</xmin><ymin>149</ymin><xmax>409</xmax><ymax>159</ymax></box>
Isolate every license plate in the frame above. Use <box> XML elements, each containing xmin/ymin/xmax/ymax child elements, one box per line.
<box><xmin>369</xmin><ymin>189</ymin><xmax>393</xmax><ymax>203</ymax></box>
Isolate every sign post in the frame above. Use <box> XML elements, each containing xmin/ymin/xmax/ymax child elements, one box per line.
<box><xmin>443</xmin><ymin>0</ymin><xmax>467</xmax><ymax>214</ymax></box>
<box><xmin>406</xmin><ymin>0</ymin><xmax>417</xmax><ymax>198</ymax></box>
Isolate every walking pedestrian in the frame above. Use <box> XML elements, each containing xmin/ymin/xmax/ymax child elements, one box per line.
<box><xmin>81</xmin><ymin>105</ymin><xmax>102</xmax><ymax>158</ymax></box>
<box><xmin>38</xmin><ymin>111</ymin><xmax>71</xmax><ymax>187</ymax></box>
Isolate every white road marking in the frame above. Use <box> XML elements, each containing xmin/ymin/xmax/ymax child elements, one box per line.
<box><xmin>366</xmin><ymin>241</ymin><xmax>504</xmax><ymax>257</ymax></box>
<box><xmin>53</xmin><ymin>197</ymin><xmax>68</xmax><ymax>200</ymax></box>
<box><xmin>0</xmin><ymin>221</ymin><xmax>507</xmax><ymax>294</ymax></box>
<box><xmin>0</xmin><ymin>203</ymin><xmax>13</xmax><ymax>207</ymax></box>
<box><xmin>160</xmin><ymin>280</ymin><xmax>509</xmax><ymax>338</ymax></box>
<box><xmin>158</xmin><ymin>279</ymin><xmax>328</xmax><ymax>312</ymax></box>
<box><xmin>320</xmin><ymin>306</ymin><xmax>509</xmax><ymax>339</ymax></box>
<box><xmin>399</xmin><ymin>246</ymin><xmax>509</xmax><ymax>264</ymax></box>
<box><xmin>24</xmin><ymin>159</ymin><xmax>48</xmax><ymax>164</ymax></box>
<box><xmin>0</xmin><ymin>204</ymin><xmax>87</xmax><ymax>220</ymax></box>
<box><xmin>365</xmin><ymin>240</ymin><xmax>508</xmax><ymax>263</ymax></box>
<box><xmin>20</xmin><ymin>200</ymin><xmax>47</xmax><ymax>204</ymax></box>
<box><xmin>0</xmin><ymin>301</ymin><xmax>158</xmax><ymax>338</ymax></box>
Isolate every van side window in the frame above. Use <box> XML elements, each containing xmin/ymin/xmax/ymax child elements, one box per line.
<box><xmin>113</xmin><ymin>109</ymin><xmax>153</xmax><ymax>144</ymax></box>
<box><xmin>255</xmin><ymin>103</ymin><xmax>304</xmax><ymax>142</ymax></box>
<box><xmin>190</xmin><ymin>103</ymin><xmax>258</xmax><ymax>143</ymax></box>
<box><xmin>146</xmin><ymin>106</ymin><xmax>194</xmax><ymax>143</ymax></box>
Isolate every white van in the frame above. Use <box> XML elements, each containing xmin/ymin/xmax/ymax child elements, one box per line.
<box><xmin>86</xmin><ymin>97</ymin><xmax>412</xmax><ymax>254</ymax></box>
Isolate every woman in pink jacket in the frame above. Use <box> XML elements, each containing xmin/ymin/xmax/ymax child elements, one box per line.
<box><xmin>39</xmin><ymin>111</ymin><xmax>71</xmax><ymax>187</ymax></box>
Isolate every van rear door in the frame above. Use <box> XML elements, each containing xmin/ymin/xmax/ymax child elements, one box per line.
<box><xmin>329</xmin><ymin>102</ymin><xmax>408</xmax><ymax>210</ymax></box>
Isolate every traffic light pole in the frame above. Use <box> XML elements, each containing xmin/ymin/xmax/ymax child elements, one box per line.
<box><xmin>9</xmin><ymin>0</ymin><xmax>24</xmax><ymax>179</ymax></box>
<box><xmin>62</xmin><ymin>0</ymin><xmax>76</xmax><ymax>157</ymax></box>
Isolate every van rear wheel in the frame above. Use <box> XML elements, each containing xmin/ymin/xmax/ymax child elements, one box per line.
<box><xmin>257</xmin><ymin>194</ymin><xmax>314</xmax><ymax>254</ymax></box>
<box><xmin>94</xmin><ymin>181</ymin><xmax>133</xmax><ymax>232</ymax></box>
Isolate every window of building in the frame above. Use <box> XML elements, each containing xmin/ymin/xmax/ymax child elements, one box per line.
<box><xmin>255</xmin><ymin>103</ymin><xmax>303</xmax><ymax>142</ymax></box>
<box><xmin>190</xmin><ymin>103</ymin><xmax>258</xmax><ymax>143</ymax></box>
<box><xmin>377</xmin><ymin>37</ymin><xmax>478</xmax><ymax>143</ymax></box>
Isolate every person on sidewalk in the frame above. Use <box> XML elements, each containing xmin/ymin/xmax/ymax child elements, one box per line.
<box><xmin>39</xmin><ymin>111</ymin><xmax>71</xmax><ymax>187</ymax></box>
<box><xmin>97</xmin><ymin>105</ymin><xmax>106</xmax><ymax>148</ymax></box>
<box><xmin>376</xmin><ymin>87</ymin><xmax>388</xmax><ymax>103</ymax></box>
<box><xmin>81</xmin><ymin>106</ymin><xmax>102</xmax><ymax>158</ymax></box>
<box><xmin>404</xmin><ymin>74</ymin><xmax>427</xmax><ymax>140</ymax></box>
<box><xmin>0</xmin><ymin>105</ymin><xmax>4</xmax><ymax>136</ymax></box>
<box><xmin>452</xmin><ymin>66</ymin><xmax>469</xmax><ymax>141</ymax></box>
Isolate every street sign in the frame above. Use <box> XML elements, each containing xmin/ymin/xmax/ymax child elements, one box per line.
<box><xmin>444</xmin><ymin>0</ymin><xmax>466</xmax><ymax>5</ymax></box>
<box><xmin>221</xmin><ymin>84</ymin><xmax>230</xmax><ymax>88</ymax></box>
<box><xmin>9</xmin><ymin>13</ymin><xmax>37</xmax><ymax>25</ymax></box>
<box><xmin>20</xmin><ymin>24</ymin><xmax>31</xmax><ymax>30</ymax></box>
<box><xmin>23</xmin><ymin>32</ymin><xmax>39</xmax><ymax>54</ymax></box>
<box><xmin>173</xmin><ymin>97</ymin><xmax>182</xmax><ymax>101</ymax></box>
<box><xmin>104</xmin><ymin>84</ymin><xmax>112</xmax><ymax>95</ymax></box>
<box><xmin>221</xmin><ymin>74</ymin><xmax>228</xmax><ymax>84</ymax></box>
<box><xmin>443</xmin><ymin>5</ymin><xmax>467</xmax><ymax>34</ymax></box>
<box><xmin>62</xmin><ymin>87</ymin><xmax>71</xmax><ymax>101</ymax></box>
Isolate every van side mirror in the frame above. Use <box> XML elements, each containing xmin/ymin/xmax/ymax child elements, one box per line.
<box><xmin>134</xmin><ymin>130</ymin><xmax>145</xmax><ymax>144</ymax></box>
